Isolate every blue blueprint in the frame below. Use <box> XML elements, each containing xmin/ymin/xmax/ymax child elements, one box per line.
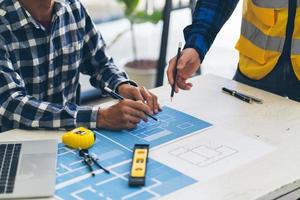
<box><xmin>96</xmin><ymin>106</ymin><xmax>212</xmax><ymax>149</ymax></box>
<box><xmin>55</xmin><ymin>136</ymin><xmax>196</xmax><ymax>200</ymax></box>
<box><xmin>55</xmin><ymin>106</ymin><xmax>211</xmax><ymax>200</ymax></box>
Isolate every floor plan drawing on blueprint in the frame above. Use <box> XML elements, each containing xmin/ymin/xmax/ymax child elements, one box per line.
<box><xmin>169</xmin><ymin>144</ymin><xmax>238</xmax><ymax>168</ymax></box>
<box><xmin>55</xmin><ymin>106</ymin><xmax>211</xmax><ymax>200</ymax></box>
<box><xmin>151</xmin><ymin>131</ymin><xmax>275</xmax><ymax>182</ymax></box>
<box><xmin>55</xmin><ymin>140</ymin><xmax>196</xmax><ymax>200</ymax></box>
<box><xmin>96</xmin><ymin>106</ymin><xmax>213</xmax><ymax>149</ymax></box>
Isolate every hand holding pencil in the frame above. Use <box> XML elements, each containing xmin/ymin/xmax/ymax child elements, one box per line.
<box><xmin>96</xmin><ymin>84</ymin><xmax>159</xmax><ymax>131</ymax></box>
<box><xmin>167</xmin><ymin>46</ymin><xmax>202</xmax><ymax>97</ymax></box>
<box><xmin>97</xmin><ymin>98</ymin><xmax>154</xmax><ymax>131</ymax></box>
<box><xmin>170</xmin><ymin>42</ymin><xmax>182</xmax><ymax>101</ymax></box>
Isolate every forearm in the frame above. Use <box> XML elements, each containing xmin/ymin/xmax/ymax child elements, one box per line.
<box><xmin>184</xmin><ymin>0</ymin><xmax>239</xmax><ymax>61</ymax></box>
<box><xmin>0</xmin><ymin>91</ymin><xmax>98</xmax><ymax>130</ymax></box>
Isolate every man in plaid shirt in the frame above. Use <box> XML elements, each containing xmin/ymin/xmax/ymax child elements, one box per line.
<box><xmin>0</xmin><ymin>0</ymin><xmax>160</xmax><ymax>132</ymax></box>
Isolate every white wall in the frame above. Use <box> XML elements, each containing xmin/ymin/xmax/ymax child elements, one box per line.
<box><xmin>80</xmin><ymin>1</ymin><xmax>242</xmax><ymax>91</ymax></box>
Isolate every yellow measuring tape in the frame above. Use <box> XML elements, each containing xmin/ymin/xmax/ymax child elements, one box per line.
<box><xmin>62</xmin><ymin>127</ymin><xmax>95</xmax><ymax>149</ymax></box>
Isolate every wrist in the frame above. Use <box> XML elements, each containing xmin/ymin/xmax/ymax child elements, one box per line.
<box><xmin>116</xmin><ymin>81</ymin><xmax>137</xmax><ymax>94</ymax></box>
<box><xmin>184</xmin><ymin>46</ymin><xmax>203</xmax><ymax>64</ymax></box>
<box><xmin>116</xmin><ymin>82</ymin><xmax>130</xmax><ymax>94</ymax></box>
<box><xmin>96</xmin><ymin>108</ymin><xmax>108</xmax><ymax>129</ymax></box>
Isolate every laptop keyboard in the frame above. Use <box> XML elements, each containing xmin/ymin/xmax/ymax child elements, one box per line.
<box><xmin>0</xmin><ymin>143</ymin><xmax>22</xmax><ymax>194</ymax></box>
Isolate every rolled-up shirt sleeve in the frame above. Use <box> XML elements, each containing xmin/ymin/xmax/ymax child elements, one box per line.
<box><xmin>184</xmin><ymin>0</ymin><xmax>239</xmax><ymax>62</ymax></box>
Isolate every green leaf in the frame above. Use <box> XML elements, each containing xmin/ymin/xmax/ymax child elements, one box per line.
<box><xmin>117</xmin><ymin>0</ymin><xmax>139</xmax><ymax>16</ymax></box>
<box><xmin>129</xmin><ymin>10</ymin><xmax>162</xmax><ymax>24</ymax></box>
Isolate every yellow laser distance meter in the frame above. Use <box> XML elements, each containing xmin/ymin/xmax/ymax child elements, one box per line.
<box><xmin>62</xmin><ymin>127</ymin><xmax>95</xmax><ymax>149</ymax></box>
<box><xmin>129</xmin><ymin>144</ymin><xmax>149</xmax><ymax>187</ymax></box>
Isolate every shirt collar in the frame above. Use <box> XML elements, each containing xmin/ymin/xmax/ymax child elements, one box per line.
<box><xmin>6</xmin><ymin>0</ymin><xmax>68</xmax><ymax>31</ymax></box>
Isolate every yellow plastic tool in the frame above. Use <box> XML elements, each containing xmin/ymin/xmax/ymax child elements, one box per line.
<box><xmin>62</xmin><ymin>127</ymin><xmax>95</xmax><ymax>149</ymax></box>
<box><xmin>129</xmin><ymin>144</ymin><xmax>149</xmax><ymax>186</ymax></box>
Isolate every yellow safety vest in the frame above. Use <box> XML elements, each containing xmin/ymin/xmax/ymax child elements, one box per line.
<box><xmin>235</xmin><ymin>0</ymin><xmax>300</xmax><ymax>80</ymax></box>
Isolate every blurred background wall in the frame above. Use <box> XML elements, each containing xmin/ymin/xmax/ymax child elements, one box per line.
<box><xmin>79</xmin><ymin>0</ymin><xmax>242</xmax><ymax>100</ymax></box>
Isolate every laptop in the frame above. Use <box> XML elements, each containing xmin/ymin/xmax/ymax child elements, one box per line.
<box><xmin>0</xmin><ymin>139</ymin><xmax>57</xmax><ymax>199</ymax></box>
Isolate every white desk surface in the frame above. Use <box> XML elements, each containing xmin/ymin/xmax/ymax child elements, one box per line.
<box><xmin>1</xmin><ymin>74</ymin><xmax>300</xmax><ymax>200</ymax></box>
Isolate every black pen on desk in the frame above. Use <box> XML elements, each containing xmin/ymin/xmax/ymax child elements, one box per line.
<box><xmin>222</xmin><ymin>87</ymin><xmax>252</xmax><ymax>104</ymax></box>
<box><xmin>244</xmin><ymin>94</ymin><xmax>264</xmax><ymax>104</ymax></box>
<box><xmin>222</xmin><ymin>87</ymin><xmax>264</xmax><ymax>104</ymax></box>
<box><xmin>170</xmin><ymin>42</ymin><xmax>182</xmax><ymax>102</ymax></box>
<box><xmin>103</xmin><ymin>86</ymin><xmax>158</xmax><ymax>121</ymax></box>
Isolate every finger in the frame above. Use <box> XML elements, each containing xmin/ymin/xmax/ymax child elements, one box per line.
<box><xmin>125</xmin><ymin>122</ymin><xmax>137</xmax><ymax>130</ymax></box>
<box><xmin>177</xmin><ymin>52</ymin><xmax>190</xmax><ymax>69</ymax></box>
<box><xmin>177</xmin><ymin>64</ymin><xmax>194</xmax><ymax>80</ymax></box>
<box><xmin>167</xmin><ymin>57</ymin><xmax>176</xmax><ymax>85</ymax></box>
<box><xmin>187</xmin><ymin>82</ymin><xmax>193</xmax><ymax>87</ymax></box>
<box><xmin>177</xmin><ymin>77</ymin><xmax>192</xmax><ymax>90</ymax></box>
<box><xmin>127</xmin><ymin>100</ymin><xmax>151</xmax><ymax>115</ymax></box>
<box><xmin>126</xmin><ymin>115</ymin><xmax>141</xmax><ymax>124</ymax></box>
<box><xmin>148</xmin><ymin>91</ymin><xmax>159</xmax><ymax>113</ymax></box>
<box><xmin>179</xmin><ymin>76</ymin><xmax>193</xmax><ymax>88</ymax></box>
<box><xmin>129</xmin><ymin>87</ymin><xmax>144</xmax><ymax>101</ymax></box>
<box><xmin>157</xmin><ymin>103</ymin><xmax>162</xmax><ymax>111</ymax></box>
<box><xmin>125</xmin><ymin>106</ymin><xmax>148</xmax><ymax>122</ymax></box>
<box><xmin>175</xmin><ymin>83</ymin><xmax>179</xmax><ymax>93</ymax></box>
<box><xmin>132</xmin><ymin>110</ymin><xmax>148</xmax><ymax>122</ymax></box>
<box><xmin>140</xmin><ymin>87</ymin><xmax>154</xmax><ymax>114</ymax></box>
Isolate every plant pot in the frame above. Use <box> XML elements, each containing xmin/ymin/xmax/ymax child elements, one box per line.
<box><xmin>123</xmin><ymin>59</ymin><xmax>157</xmax><ymax>89</ymax></box>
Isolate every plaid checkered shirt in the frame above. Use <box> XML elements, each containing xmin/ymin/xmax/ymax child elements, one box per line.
<box><xmin>0</xmin><ymin>0</ymin><xmax>132</xmax><ymax>132</ymax></box>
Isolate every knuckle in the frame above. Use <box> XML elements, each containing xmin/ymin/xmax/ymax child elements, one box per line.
<box><xmin>145</xmin><ymin>93</ymin><xmax>152</xmax><ymax>100</ymax></box>
<box><xmin>137</xmin><ymin>101</ymin><xmax>144</xmax><ymax>106</ymax></box>
<box><xmin>124</xmin><ymin>99</ymin><xmax>132</xmax><ymax>104</ymax></box>
<box><xmin>121</xmin><ymin>99</ymin><xmax>128</xmax><ymax>104</ymax></box>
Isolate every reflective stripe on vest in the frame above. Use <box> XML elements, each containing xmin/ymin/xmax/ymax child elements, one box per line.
<box><xmin>252</xmin><ymin>0</ymin><xmax>288</xmax><ymax>8</ymax></box>
<box><xmin>292</xmin><ymin>40</ymin><xmax>300</xmax><ymax>55</ymax></box>
<box><xmin>252</xmin><ymin>0</ymin><xmax>300</xmax><ymax>8</ymax></box>
<box><xmin>241</xmin><ymin>19</ymin><xmax>300</xmax><ymax>55</ymax></box>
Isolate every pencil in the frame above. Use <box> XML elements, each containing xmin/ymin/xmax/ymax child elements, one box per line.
<box><xmin>104</xmin><ymin>86</ymin><xmax>158</xmax><ymax>121</ymax></box>
<box><xmin>170</xmin><ymin>42</ymin><xmax>182</xmax><ymax>101</ymax></box>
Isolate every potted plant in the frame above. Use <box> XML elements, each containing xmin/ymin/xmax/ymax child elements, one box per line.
<box><xmin>110</xmin><ymin>0</ymin><xmax>162</xmax><ymax>88</ymax></box>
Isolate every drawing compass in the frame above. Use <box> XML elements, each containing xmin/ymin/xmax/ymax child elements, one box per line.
<box><xmin>79</xmin><ymin>149</ymin><xmax>110</xmax><ymax>176</ymax></box>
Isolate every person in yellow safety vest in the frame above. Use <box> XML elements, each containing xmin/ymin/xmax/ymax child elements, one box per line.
<box><xmin>167</xmin><ymin>0</ymin><xmax>300</xmax><ymax>101</ymax></box>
